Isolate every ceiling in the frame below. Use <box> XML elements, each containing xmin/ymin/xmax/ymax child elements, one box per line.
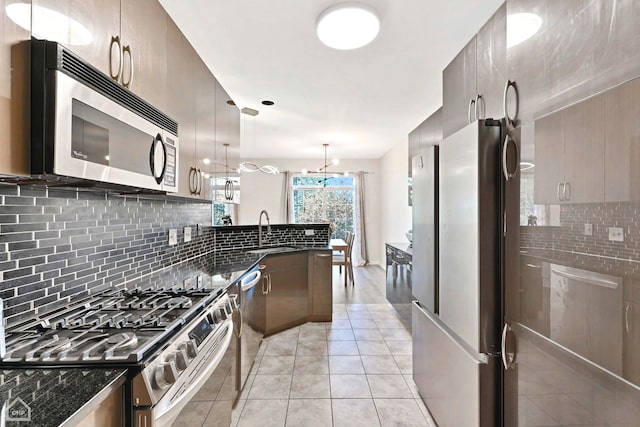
<box><xmin>159</xmin><ymin>0</ymin><xmax>504</xmax><ymax>160</ymax></box>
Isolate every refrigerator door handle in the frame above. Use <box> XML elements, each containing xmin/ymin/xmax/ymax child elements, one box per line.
<box><xmin>501</xmin><ymin>323</ymin><xmax>517</xmax><ymax>370</ymax></box>
<box><xmin>413</xmin><ymin>302</ymin><xmax>488</xmax><ymax>365</ymax></box>
<box><xmin>502</xmin><ymin>134</ymin><xmax>519</xmax><ymax>181</ymax></box>
<box><xmin>503</xmin><ymin>80</ymin><xmax>519</xmax><ymax>127</ymax></box>
<box><xmin>468</xmin><ymin>98</ymin><xmax>476</xmax><ymax>124</ymax></box>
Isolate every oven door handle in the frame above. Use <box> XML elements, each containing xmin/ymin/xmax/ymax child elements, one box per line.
<box><xmin>240</xmin><ymin>270</ymin><xmax>262</xmax><ymax>292</ymax></box>
<box><xmin>153</xmin><ymin>320</ymin><xmax>233</xmax><ymax>422</ymax></box>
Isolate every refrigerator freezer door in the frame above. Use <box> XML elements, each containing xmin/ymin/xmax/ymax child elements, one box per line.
<box><xmin>438</xmin><ymin>120</ymin><xmax>501</xmax><ymax>353</ymax></box>
<box><xmin>413</xmin><ymin>302</ymin><xmax>499</xmax><ymax>427</ymax></box>
<box><xmin>411</xmin><ymin>146</ymin><xmax>438</xmax><ymax>312</ymax></box>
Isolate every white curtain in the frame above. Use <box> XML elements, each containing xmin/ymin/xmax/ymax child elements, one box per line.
<box><xmin>282</xmin><ymin>171</ymin><xmax>293</xmax><ymax>223</ymax></box>
<box><xmin>353</xmin><ymin>171</ymin><xmax>369</xmax><ymax>266</ymax></box>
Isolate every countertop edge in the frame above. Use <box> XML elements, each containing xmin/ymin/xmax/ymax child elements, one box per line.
<box><xmin>58</xmin><ymin>370</ymin><xmax>128</xmax><ymax>427</ymax></box>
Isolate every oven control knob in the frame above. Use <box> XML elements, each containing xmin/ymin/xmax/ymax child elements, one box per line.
<box><xmin>174</xmin><ymin>348</ymin><xmax>189</xmax><ymax>371</ymax></box>
<box><xmin>154</xmin><ymin>362</ymin><xmax>178</xmax><ymax>389</ymax></box>
<box><xmin>183</xmin><ymin>340</ymin><xmax>198</xmax><ymax>359</ymax></box>
<box><xmin>216</xmin><ymin>308</ymin><xmax>228</xmax><ymax>321</ymax></box>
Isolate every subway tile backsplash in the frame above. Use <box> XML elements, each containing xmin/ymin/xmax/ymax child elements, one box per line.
<box><xmin>214</xmin><ymin>224</ymin><xmax>330</xmax><ymax>251</ymax></box>
<box><xmin>0</xmin><ymin>184</ymin><xmax>331</xmax><ymax>326</ymax></box>
<box><xmin>521</xmin><ymin>201</ymin><xmax>640</xmax><ymax>261</ymax></box>
<box><xmin>0</xmin><ymin>185</ymin><xmax>213</xmax><ymax>326</ymax></box>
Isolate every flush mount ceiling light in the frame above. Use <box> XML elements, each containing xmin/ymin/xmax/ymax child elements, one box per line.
<box><xmin>6</xmin><ymin>3</ymin><xmax>93</xmax><ymax>46</ymax></box>
<box><xmin>507</xmin><ymin>13</ymin><xmax>542</xmax><ymax>48</ymax></box>
<box><xmin>316</xmin><ymin>2</ymin><xmax>380</xmax><ymax>50</ymax></box>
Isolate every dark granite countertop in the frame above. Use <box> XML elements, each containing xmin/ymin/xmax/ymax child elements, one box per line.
<box><xmin>386</xmin><ymin>242</ymin><xmax>412</xmax><ymax>256</ymax></box>
<box><xmin>0</xmin><ymin>368</ymin><xmax>126</xmax><ymax>427</ymax></box>
<box><xmin>0</xmin><ymin>246</ymin><xmax>331</xmax><ymax>426</ymax></box>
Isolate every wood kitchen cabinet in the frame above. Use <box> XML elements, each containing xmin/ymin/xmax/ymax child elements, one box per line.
<box><xmin>408</xmin><ymin>108</ymin><xmax>442</xmax><ymax>205</ymax></box>
<box><xmin>31</xmin><ymin>0</ymin><xmax>120</xmax><ymax>79</ymax></box>
<box><xmin>166</xmin><ymin>20</ymin><xmax>196</xmax><ymax>199</ymax></box>
<box><xmin>120</xmin><ymin>0</ymin><xmax>167</xmax><ymax>110</ymax></box>
<box><xmin>308</xmin><ymin>251</ymin><xmax>332</xmax><ymax>321</ymax></box>
<box><xmin>195</xmin><ymin>57</ymin><xmax>216</xmax><ymax>199</ymax></box>
<box><xmin>475</xmin><ymin>3</ymin><xmax>506</xmax><ymax>122</ymax></box>
<box><xmin>442</xmin><ymin>3</ymin><xmax>505</xmax><ymax>139</ymax></box>
<box><xmin>604</xmin><ymin>76</ymin><xmax>640</xmax><ymax>202</ymax></box>
<box><xmin>32</xmin><ymin>0</ymin><xmax>170</xmax><ymax>108</ymax></box>
<box><xmin>0</xmin><ymin>0</ymin><xmax>30</xmax><ymax>176</ymax></box>
<box><xmin>442</xmin><ymin>36</ymin><xmax>477</xmax><ymax>139</ymax></box>
<box><xmin>533</xmin><ymin>93</ymin><xmax>605</xmax><ymax>204</ymax></box>
<box><xmin>256</xmin><ymin>250</ymin><xmax>332</xmax><ymax>336</ymax></box>
<box><xmin>263</xmin><ymin>253</ymin><xmax>309</xmax><ymax>335</ymax></box>
<box><xmin>506</xmin><ymin>0</ymin><xmax>640</xmax><ymax>126</ymax></box>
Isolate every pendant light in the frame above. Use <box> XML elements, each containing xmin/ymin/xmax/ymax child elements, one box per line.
<box><xmin>223</xmin><ymin>143</ymin><xmax>234</xmax><ymax>201</ymax></box>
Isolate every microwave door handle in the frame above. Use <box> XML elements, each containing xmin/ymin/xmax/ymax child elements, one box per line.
<box><xmin>150</xmin><ymin>135</ymin><xmax>167</xmax><ymax>185</ymax></box>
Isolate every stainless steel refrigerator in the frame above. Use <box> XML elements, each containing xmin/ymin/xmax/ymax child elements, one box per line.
<box><xmin>412</xmin><ymin>118</ymin><xmax>517</xmax><ymax>426</ymax></box>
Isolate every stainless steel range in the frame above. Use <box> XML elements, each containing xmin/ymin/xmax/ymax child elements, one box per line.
<box><xmin>2</xmin><ymin>287</ymin><xmax>230</xmax><ymax>364</ymax></box>
<box><xmin>0</xmin><ymin>264</ymin><xmax>263</xmax><ymax>427</ymax></box>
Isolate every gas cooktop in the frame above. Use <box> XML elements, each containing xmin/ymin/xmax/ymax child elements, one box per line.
<box><xmin>1</xmin><ymin>285</ymin><xmax>228</xmax><ymax>364</ymax></box>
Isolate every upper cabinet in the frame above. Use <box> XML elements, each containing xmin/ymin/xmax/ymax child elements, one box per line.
<box><xmin>215</xmin><ymin>80</ymin><xmax>240</xmax><ymax>178</ymax></box>
<box><xmin>533</xmin><ymin>95</ymin><xmax>605</xmax><ymax>204</ymax></box>
<box><xmin>31</xmin><ymin>0</ymin><xmax>120</xmax><ymax>79</ymax></box>
<box><xmin>506</xmin><ymin>0</ymin><xmax>640</xmax><ymax>126</ymax></box>
<box><xmin>195</xmin><ymin>57</ymin><xmax>216</xmax><ymax>199</ymax></box>
<box><xmin>442</xmin><ymin>36</ymin><xmax>477</xmax><ymax>139</ymax></box>
<box><xmin>443</xmin><ymin>3</ymin><xmax>506</xmax><ymax>139</ymax></box>
<box><xmin>476</xmin><ymin>3</ymin><xmax>507</xmax><ymax>122</ymax></box>
<box><xmin>120</xmin><ymin>0</ymin><xmax>167</xmax><ymax>109</ymax></box>
<box><xmin>0</xmin><ymin>0</ymin><xmax>31</xmax><ymax>176</ymax></box>
<box><xmin>604</xmin><ymin>77</ymin><xmax>640</xmax><ymax>203</ymax></box>
<box><xmin>31</xmin><ymin>0</ymin><xmax>168</xmax><ymax>110</ymax></box>
<box><xmin>166</xmin><ymin>19</ymin><xmax>196</xmax><ymax>199</ymax></box>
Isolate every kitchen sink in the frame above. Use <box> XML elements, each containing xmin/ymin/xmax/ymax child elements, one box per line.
<box><xmin>247</xmin><ymin>246</ymin><xmax>299</xmax><ymax>255</ymax></box>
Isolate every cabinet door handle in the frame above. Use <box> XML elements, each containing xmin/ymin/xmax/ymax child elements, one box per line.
<box><xmin>468</xmin><ymin>98</ymin><xmax>476</xmax><ymax>124</ymax></box>
<box><xmin>109</xmin><ymin>35</ymin><xmax>122</xmax><ymax>82</ymax></box>
<box><xmin>502</xmin><ymin>134</ymin><xmax>519</xmax><ymax>181</ymax></box>
<box><xmin>475</xmin><ymin>94</ymin><xmax>483</xmax><ymax>120</ymax></box>
<box><xmin>503</xmin><ymin>80</ymin><xmax>519</xmax><ymax>126</ymax></box>
<box><xmin>121</xmin><ymin>44</ymin><xmax>133</xmax><ymax>88</ymax></box>
<box><xmin>563</xmin><ymin>182</ymin><xmax>571</xmax><ymax>201</ymax></box>
<box><xmin>625</xmin><ymin>303</ymin><xmax>631</xmax><ymax>334</ymax></box>
<box><xmin>317</xmin><ymin>254</ymin><xmax>331</xmax><ymax>258</ymax></box>
<box><xmin>262</xmin><ymin>275</ymin><xmax>269</xmax><ymax>295</ymax></box>
<box><xmin>232</xmin><ymin>308</ymin><xmax>242</xmax><ymax>338</ymax></box>
<box><xmin>501</xmin><ymin>323</ymin><xmax>516</xmax><ymax>370</ymax></box>
<box><xmin>268</xmin><ymin>274</ymin><xmax>272</xmax><ymax>294</ymax></box>
<box><xmin>557</xmin><ymin>182</ymin><xmax>565</xmax><ymax>201</ymax></box>
<box><xmin>196</xmin><ymin>169</ymin><xmax>203</xmax><ymax>196</ymax></box>
<box><xmin>189</xmin><ymin>167</ymin><xmax>198</xmax><ymax>195</ymax></box>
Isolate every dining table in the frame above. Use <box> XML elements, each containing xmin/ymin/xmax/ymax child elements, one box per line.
<box><xmin>330</xmin><ymin>238</ymin><xmax>347</xmax><ymax>253</ymax></box>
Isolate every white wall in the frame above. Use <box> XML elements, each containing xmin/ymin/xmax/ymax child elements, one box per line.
<box><xmin>379</xmin><ymin>139</ymin><xmax>412</xmax><ymax>265</ymax></box>
<box><xmin>239</xmin><ymin>158</ymin><xmax>382</xmax><ymax>265</ymax></box>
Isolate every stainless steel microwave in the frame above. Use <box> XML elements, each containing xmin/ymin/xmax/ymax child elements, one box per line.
<box><xmin>31</xmin><ymin>39</ymin><xmax>178</xmax><ymax>193</ymax></box>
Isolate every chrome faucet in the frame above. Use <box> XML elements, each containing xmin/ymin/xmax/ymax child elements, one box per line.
<box><xmin>258</xmin><ymin>210</ymin><xmax>271</xmax><ymax>247</ymax></box>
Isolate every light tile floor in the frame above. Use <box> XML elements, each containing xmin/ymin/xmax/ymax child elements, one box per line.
<box><xmin>175</xmin><ymin>303</ymin><xmax>437</xmax><ymax>426</ymax></box>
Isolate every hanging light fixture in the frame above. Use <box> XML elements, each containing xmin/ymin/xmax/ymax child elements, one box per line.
<box><xmin>223</xmin><ymin>143</ymin><xmax>234</xmax><ymax>201</ymax></box>
<box><xmin>315</xmin><ymin>143</ymin><xmax>343</xmax><ymax>187</ymax></box>
<box><xmin>237</xmin><ymin>107</ymin><xmax>280</xmax><ymax>175</ymax></box>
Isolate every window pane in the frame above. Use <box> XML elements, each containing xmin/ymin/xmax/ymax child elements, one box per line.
<box><xmin>291</xmin><ymin>174</ymin><xmax>356</xmax><ymax>238</ymax></box>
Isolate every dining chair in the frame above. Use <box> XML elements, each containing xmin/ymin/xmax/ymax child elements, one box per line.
<box><xmin>333</xmin><ymin>232</ymin><xmax>355</xmax><ymax>286</ymax></box>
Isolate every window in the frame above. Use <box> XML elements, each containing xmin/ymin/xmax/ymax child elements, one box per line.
<box><xmin>291</xmin><ymin>175</ymin><xmax>354</xmax><ymax>239</ymax></box>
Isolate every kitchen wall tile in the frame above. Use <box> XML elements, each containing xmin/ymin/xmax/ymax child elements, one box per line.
<box><xmin>0</xmin><ymin>184</ymin><xmax>331</xmax><ymax>326</ymax></box>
